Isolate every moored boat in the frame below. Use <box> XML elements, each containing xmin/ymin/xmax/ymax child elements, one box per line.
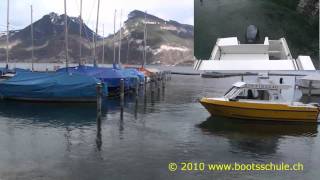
<box><xmin>200</xmin><ymin>82</ymin><xmax>320</xmax><ymax>123</ymax></box>
<box><xmin>0</xmin><ymin>71</ymin><xmax>107</xmax><ymax>102</ymax></box>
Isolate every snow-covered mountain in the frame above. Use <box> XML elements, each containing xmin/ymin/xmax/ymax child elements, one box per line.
<box><xmin>0</xmin><ymin>10</ymin><xmax>194</xmax><ymax>65</ymax></box>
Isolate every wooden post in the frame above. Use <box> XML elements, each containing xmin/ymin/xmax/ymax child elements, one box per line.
<box><xmin>135</xmin><ymin>77</ymin><xmax>139</xmax><ymax>96</ymax></box>
<box><xmin>134</xmin><ymin>97</ymin><xmax>138</xmax><ymax>120</ymax></box>
<box><xmin>155</xmin><ymin>73</ymin><xmax>159</xmax><ymax>90</ymax></box>
<box><xmin>96</xmin><ymin>83</ymin><xmax>102</xmax><ymax>132</ymax></box>
<box><xmin>120</xmin><ymin>78</ymin><xmax>124</xmax><ymax>104</ymax></box>
<box><xmin>151</xmin><ymin>76</ymin><xmax>155</xmax><ymax>94</ymax></box>
<box><xmin>144</xmin><ymin>76</ymin><xmax>147</xmax><ymax>94</ymax></box>
<box><xmin>162</xmin><ymin>72</ymin><xmax>166</xmax><ymax>89</ymax></box>
<box><xmin>157</xmin><ymin>73</ymin><xmax>161</xmax><ymax>92</ymax></box>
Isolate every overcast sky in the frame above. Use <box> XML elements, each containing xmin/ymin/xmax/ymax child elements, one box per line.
<box><xmin>0</xmin><ymin>0</ymin><xmax>193</xmax><ymax>36</ymax></box>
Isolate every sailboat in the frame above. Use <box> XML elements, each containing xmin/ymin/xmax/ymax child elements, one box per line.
<box><xmin>115</xmin><ymin>10</ymin><xmax>144</xmax><ymax>87</ymax></box>
<box><xmin>0</xmin><ymin>0</ymin><xmax>108</xmax><ymax>102</ymax></box>
<box><xmin>57</xmin><ymin>2</ymin><xmax>135</xmax><ymax>95</ymax></box>
<box><xmin>136</xmin><ymin>11</ymin><xmax>156</xmax><ymax>79</ymax></box>
<box><xmin>0</xmin><ymin>0</ymin><xmax>30</xmax><ymax>77</ymax></box>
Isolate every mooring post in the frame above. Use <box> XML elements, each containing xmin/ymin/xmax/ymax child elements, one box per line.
<box><xmin>135</xmin><ymin>77</ymin><xmax>139</xmax><ymax>96</ymax></box>
<box><xmin>96</xmin><ymin>83</ymin><xmax>102</xmax><ymax>133</ymax></box>
<box><xmin>157</xmin><ymin>72</ymin><xmax>161</xmax><ymax>91</ymax></box>
<box><xmin>308</xmin><ymin>80</ymin><xmax>313</xmax><ymax>97</ymax></box>
<box><xmin>241</xmin><ymin>75</ymin><xmax>244</xmax><ymax>82</ymax></box>
<box><xmin>154</xmin><ymin>73</ymin><xmax>158</xmax><ymax>89</ymax></box>
<box><xmin>162</xmin><ymin>72</ymin><xmax>166</xmax><ymax>89</ymax></box>
<box><xmin>144</xmin><ymin>76</ymin><xmax>147</xmax><ymax>94</ymax></box>
<box><xmin>151</xmin><ymin>75</ymin><xmax>155</xmax><ymax>95</ymax></box>
<box><xmin>120</xmin><ymin>78</ymin><xmax>124</xmax><ymax>105</ymax></box>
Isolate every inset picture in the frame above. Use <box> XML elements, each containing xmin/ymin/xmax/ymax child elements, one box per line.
<box><xmin>194</xmin><ymin>0</ymin><xmax>319</xmax><ymax>70</ymax></box>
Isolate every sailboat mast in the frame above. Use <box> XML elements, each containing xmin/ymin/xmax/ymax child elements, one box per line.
<box><xmin>142</xmin><ymin>12</ymin><xmax>147</xmax><ymax>68</ymax></box>
<box><xmin>94</xmin><ymin>0</ymin><xmax>100</xmax><ymax>67</ymax></box>
<box><xmin>113</xmin><ymin>10</ymin><xmax>117</xmax><ymax>65</ymax></box>
<box><xmin>30</xmin><ymin>5</ymin><xmax>34</xmax><ymax>71</ymax></box>
<box><xmin>79</xmin><ymin>0</ymin><xmax>82</xmax><ymax>65</ymax></box>
<box><xmin>118</xmin><ymin>10</ymin><xmax>122</xmax><ymax>65</ymax></box>
<box><xmin>126</xmin><ymin>33</ymin><xmax>130</xmax><ymax>64</ymax></box>
<box><xmin>6</xmin><ymin>0</ymin><xmax>9</xmax><ymax>69</ymax></box>
<box><xmin>64</xmin><ymin>0</ymin><xmax>69</xmax><ymax>71</ymax></box>
<box><xmin>102</xmin><ymin>24</ymin><xmax>105</xmax><ymax>64</ymax></box>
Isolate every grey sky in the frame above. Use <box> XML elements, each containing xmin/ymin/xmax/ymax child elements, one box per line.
<box><xmin>0</xmin><ymin>0</ymin><xmax>194</xmax><ymax>36</ymax></box>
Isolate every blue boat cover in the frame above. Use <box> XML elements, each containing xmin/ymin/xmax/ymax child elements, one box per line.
<box><xmin>124</xmin><ymin>68</ymin><xmax>145</xmax><ymax>82</ymax></box>
<box><xmin>0</xmin><ymin>67</ymin><xmax>5</xmax><ymax>75</ymax></box>
<box><xmin>57</xmin><ymin>65</ymin><xmax>136</xmax><ymax>89</ymax></box>
<box><xmin>0</xmin><ymin>67</ymin><xmax>31</xmax><ymax>75</ymax></box>
<box><xmin>0</xmin><ymin>72</ymin><xmax>107</xmax><ymax>101</ymax></box>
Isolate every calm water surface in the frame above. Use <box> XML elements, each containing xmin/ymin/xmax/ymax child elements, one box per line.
<box><xmin>0</xmin><ymin>74</ymin><xmax>319</xmax><ymax>180</ymax></box>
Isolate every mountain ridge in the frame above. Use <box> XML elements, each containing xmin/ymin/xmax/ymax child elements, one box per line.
<box><xmin>0</xmin><ymin>10</ymin><xmax>194</xmax><ymax>65</ymax></box>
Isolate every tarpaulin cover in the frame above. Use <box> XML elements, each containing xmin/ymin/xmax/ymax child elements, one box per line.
<box><xmin>0</xmin><ymin>68</ymin><xmax>5</xmax><ymax>75</ymax></box>
<box><xmin>124</xmin><ymin>68</ymin><xmax>145</xmax><ymax>82</ymax></box>
<box><xmin>0</xmin><ymin>71</ymin><xmax>107</xmax><ymax>101</ymax></box>
<box><xmin>57</xmin><ymin>65</ymin><xmax>135</xmax><ymax>89</ymax></box>
<box><xmin>0</xmin><ymin>68</ymin><xmax>30</xmax><ymax>75</ymax></box>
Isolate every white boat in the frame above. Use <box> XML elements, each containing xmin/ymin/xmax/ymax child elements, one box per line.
<box><xmin>194</xmin><ymin>37</ymin><xmax>316</xmax><ymax>71</ymax></box>
<box><xmin>296</xmin><ymin>74</ymin><xmax>320</xmax><ymax>95</ymax></box>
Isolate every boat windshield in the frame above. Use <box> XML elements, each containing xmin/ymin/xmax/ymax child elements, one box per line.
<box><xmin>232</xmin><ymin>89</ymin><xmax>272</xmax><ymax>101</ymax></box>
<box><xmin>224</xmin><ymin>87</ymin><xmax>241</xmax><ymax>99</ymax></box>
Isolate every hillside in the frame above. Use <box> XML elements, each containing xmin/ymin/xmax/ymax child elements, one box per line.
<box><xmin>0</xmin><ymin>10</ymin><xmax>194</xmax><ymax>65</ymax></box>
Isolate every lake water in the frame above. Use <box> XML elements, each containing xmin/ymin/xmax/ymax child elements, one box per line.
<box><xmin>0</xmin><ymin>74</ymin><xmax>319</xmax><ymax>180</ymax></box>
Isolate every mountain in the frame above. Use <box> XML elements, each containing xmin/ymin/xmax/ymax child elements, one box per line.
<box><xmin>0</xmin><ymin>10</ymin><xmax>194</xmax><ymax>65</ymax></box>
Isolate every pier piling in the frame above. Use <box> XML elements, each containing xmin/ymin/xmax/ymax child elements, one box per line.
<box><xmin>120</xmin><ymin>78</ymin><xmax>124</xmax><ymax>105</ymax></box>
<box><xmin>162</xmin><ymin>72</ymin><xmax>166</xmax><ymax>89</ymax></box>
<box><xmin>144</xmin><ymin>76</ymin><xmax>147</xmax><ymax>94</ymax></box>
<box><xmin>135</xmin><ymin>77</ymin><xmax>139</xmax><ymax>96</ymax></box>
<box><xmin>151</xmin><ymin>76</ymin><xmax>155</xmax><ymax>95</ymax></box>
<box><xmin>96</xmin><ymin>83</ymin><xmax>102</xmax><ymax>134</ymax></box>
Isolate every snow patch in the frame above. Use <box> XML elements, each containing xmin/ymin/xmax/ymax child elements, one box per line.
<box><xmin>25</xmin><ymin>41</ymin><xmax>49</xmax><ymax>51</ymax></box>
<box><xmin>160</xmin><ymin>25</ymin><xmax>177</xmax><ymax>31</ymax></box>
<box><xmin>0</xmin><ymin>40</ymin><xmax>21</xmax><ymax>49</ymax></box>
<box><xmin>153</xmin><ymin>45</ymin><xmax>189</xmax><ymax>55</ymax></box>
<box><xmin>49</xmin><ymin>12</ymin><xmax>59</xmax><ymax>24</ymax></box>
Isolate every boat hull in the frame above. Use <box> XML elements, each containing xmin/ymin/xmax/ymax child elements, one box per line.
<box><xmin>200</xmin><ymin>98</ymin><xmax>319</xmax><ymax>123</ymax></box>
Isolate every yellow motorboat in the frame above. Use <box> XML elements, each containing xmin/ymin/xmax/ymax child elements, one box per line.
<box><xmin>200</xmin><ymin>82</ymin><xmax>320</xmax><ymax>123</ymax></box>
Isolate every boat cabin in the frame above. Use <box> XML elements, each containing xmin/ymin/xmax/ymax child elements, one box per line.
<box><xmin>224</xmin><ymin>82</ymin><xmax>290</xmax><ymax>102</ymax></box>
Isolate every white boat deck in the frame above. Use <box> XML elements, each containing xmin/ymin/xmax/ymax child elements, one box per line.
<box><xmin>194</xmin><ymin>37</ymin><xmax>316</xmax><ymax>71</ymax></box>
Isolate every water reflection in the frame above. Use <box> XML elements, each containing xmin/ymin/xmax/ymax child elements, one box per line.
<box><xmin>0</xmin><ymin>101</ymin><xmax>97</xmax><ymax>127</ymax></box>
<box><xmin>198</xmin><ymin>117</ymin><xmax>318</xmax><ymax>155</ymax></box>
